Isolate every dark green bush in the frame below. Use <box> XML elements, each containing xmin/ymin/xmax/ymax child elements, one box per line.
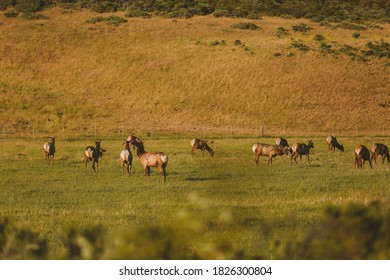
<box><xmin>14</xmin><ymin>0</ymin><xmax>49</xmax><ymax>13</ymax></box>
<box><xmin>292</xmin><ymin>23</ymin><xmax>313</xmax><ymax>32</ymax></box>
<box><xmin>291</xmin><ymin>39</ymin><xmax>310</xmax><ymax>52</ymax></box>
<box><xmin>337</xmin><ymin>22</ymin><xmax>367</xmax><ymax>31</ymax></box>
<box><xmin>0</xmin><ymin>217</ymin><xmax>48</xmax><ymax>260</ymax></box>
<box><xmin>87</xmin><ymin>15</ymin><xmax>127</xmax><ymax>26</ymax></box>
<box><xmin>276</xmin><ymin>27</ymin><xmax>289</xmax><ymax>37</ymax></box>
<box><xmin>352</xmin><ymin>32</ymin><xmax>361</xmax><ymax>39</ymax></box>
<box><xmin>313</xmin><ymin>34</ymin><xmax>325</xmax><ymax>41</ymax></box>
<box><xmin>22</xmin><ymin>13</ymin><xmax>49</xmax><ymax>20</ymax></box>
<box><xmin>80</xmin><ymin>1</ymin><xmax>120</xmax><ymax>13</ymax></box>
<box><xmin>3</xmin><ymin>10</ymin><xmax>18</xmax><ymax>17</ymax></box>
<box><xmin>362</xmin><ymin>40</ymin><xmax>390</xmax><ymax>58</ymax></box>
<box><xmin>125</xmin><ymin>9</ymin><xmax>151</xmax><ymax>18</ymax></box>
<box><xmin>231</xmin><ymin>22</ymin><xmax>259</xmax><ymax>30</ymax></box>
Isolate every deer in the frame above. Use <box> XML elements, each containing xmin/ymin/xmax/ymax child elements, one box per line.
<box><xmin>252</xmin><ymin>143</ymin><xmax>289</xmax><ymax>165</ymax></box>
<box><xmin>120</xmin><ymin>140</ymin><xmax>133</xmax><ymax>177</ymax></box>
<box><xmin>126</xmin><ymin>135</ymin><xmax>142</xmax><ymax>150</ymax></box>
<box><xmin>290</xmin><ymin>140</ymin><xmax>314</xmax><ymax>166</ymax></box>
<box><xmin>129</xmin><ymin>137</ymin><xmax>169</xmax><ymax>182</ymax></box>
<box><xmin>370</xmin><ymin>143</ymin><xmax>389</xmax><ymax>164</ymax></box>
<box><xmin>355</xmin><ymin>145</ymin><xmax>372</xmax><ymax>168</ymax></box>
<box><xmin>326</xmin><ymin>136</ymin><xmax>344</xmax><ymax>152</ymax></box>
<box><xmin>43</xmin><ymin>137</ymin><xmax>56</xmax><ymax>165</ymax></box>
<box><xmin>190</xmin><ymin>138</ymin><xmax>214</xmax><ymax>157</ymax></box>
<box><xmin>84</xmin><ymin>140</ymin><xmax>106</xmax><ymax>174</ymax></box>
<box><xmin>276</xmin><ymin>137</ymin><xmax>292</xmax><ymax>153</ymax></box>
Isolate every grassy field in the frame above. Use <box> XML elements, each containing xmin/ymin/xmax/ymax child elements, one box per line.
<box><xmin>1</xmin><ymin>136</ymin><xmax>389</xmax><ymax>259</ymax></box>
<box><xmin>0</xmin><ymin>8</ymin><xmax>389</xmax><ymax>137</ymax></box>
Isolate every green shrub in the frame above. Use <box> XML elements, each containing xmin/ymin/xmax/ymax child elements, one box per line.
<box><xmin>292</xmin><ymin>23</ymin><xmax>313</xmax><ymax>32</ymax></box>
<box><xmin>362</xmin><ymin>40</ymin><xmax>390</xmax><ymax>58</ymax></box>
<box><xmin>296</xmin><ymin>203</ymin><xmax>390</xmax><ymax>259</ymax></box>
<box><xmin>125</xmin><ymin>9</ymin><xmax>151</xmax><ymax>18</ymax></box>
<box><xmin>276</xmin><ymin>27</ymin><xmax>288</xmax><ymax>37</ymax></box>
<box><xmin>3</xmin><ymin>10</ymin><xmax>18</xmax><ymax>17</ymax></box>
<box><xmin>319</xmin><ymin>42</ymin><xmax>335</xmax><ymax>54</ymax></box>
<box><xmin>352</xmin><ymin>32</ymin><xmax>361</xmax><ymax>39</ymax></box>
<box><xmin>22</xmin><ymin>13</ymin><xmax>49</xmax><ymax>20</ymax></box>
<box><xmin>14</xmin><ymin>0</ymin><xmax>49</xmax><ymax>13</ymax></box>
<box><xmin>212</xmin><ymin>9</ymin><xmax>229</xmax><ymax>18</ymax></box>
<box><xmin>313</xmin><ymin>34</ymin><xmax>325</xmax><ymax>41</ymax></box>
<box><xmin>80</xmin><ymin>1</ymin><xmax>119</xmax><ymax>13</ymax></box>
<box><xmin>337</xmin><ymin>22</ymin><xmax>367</xmax><ymax>31</ymax></box>
<box><xmin>209</xmin><ymin>40</ymin><xmax>226</xmax><ymax>46</ymax></box>
<box><xmin>231</xmin><ymin>22</ymin><xmax>259</xmax><ymax>30</ymax></box>
<box><xmin>291</xmin><ymin>39</ymin><xmax>310</xmax><ymax>52</ymax></box>
<box><xmin>62</xmin><ymin>225</ymin><xmax>105</xmax><ymax>260</ymax></box>
<box><xmin>87</xmin><ymin>15</ymin><xmax>127</xmax><ymax>26</ymax></box>
<box><xmin>0</xmin><ymin>217</ymin><xmax>48</xmax><ymax>260</ymax></box>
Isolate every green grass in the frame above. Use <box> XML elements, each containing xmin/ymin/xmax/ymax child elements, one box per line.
<box><xmin>1</xmin><ymin>136</ymin><xmax>389</xmax><ymax>259</ymax></box>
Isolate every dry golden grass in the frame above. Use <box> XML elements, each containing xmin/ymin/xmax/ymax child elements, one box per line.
<box><xmin>0</xmin><ymin>8</ymin><xmax>389</xmax><ymax>137</ymax></box>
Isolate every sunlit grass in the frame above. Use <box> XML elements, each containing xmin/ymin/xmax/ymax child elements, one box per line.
<box><xmin>1</xmin><ymin>136</ymin><xmax>389</xmax><ymax>258</ymax></box>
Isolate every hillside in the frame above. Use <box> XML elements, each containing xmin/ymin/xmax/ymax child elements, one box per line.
<box><xmin>0</xmin><ymin>8</ymin><xmax>389</xmax><ymax>138</ymax></box>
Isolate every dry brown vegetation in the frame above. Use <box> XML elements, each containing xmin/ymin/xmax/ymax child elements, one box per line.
<box><xmin>0</xmin><ymin>8</ymin><xmax>389</xmax><ymax>137</ymax></box>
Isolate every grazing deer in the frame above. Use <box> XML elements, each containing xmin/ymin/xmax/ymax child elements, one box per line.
<box><xmin>326</xmin><ymin>136</ymin><xmax>344</xmax><ymax>152</ymax></box>
<box><xmin>252</xmin><ymin>143</ymin><xmax>289</xmax><ymax>165</ymax></box>
<box><xmin>290</xmin><ymin>140</ymin><xmax>314</xmax><ymax>166</ymax></box>
<box><xmin>275</xmin><ymin>137</ymin><xmax>291</xmax><ymax>151</ymax></box>
<box><xmin>355</xmin><ymin>145</ymin><xmax>372</xmax><ymax>168</ymax></box>
<box><xmin>120</xmin><ymin>140</ymin><xmax>133</xmax><ymax>177</ymax></box>
<box><xmin>129</xmin><ymin>138</ymin><xmax>168</xmax><ymax>182</ymax></box>
<box><xmin>84</xmin><ymin>140</ymin><xmax>106</xmax><ymax>174</ymax></box>
<box><xmin>43</xmin><ymin>137</ymin><xmax>56</xmax><ymax>165</ymax></box>
<box><xmin>370</xmin><ymin>143</ymin><xmax>389</xmax><ymax>164</ymax></box>
<box><xmin>190</xmin><ymin>138</ymin><xmax>214</xmax><ymax>157</ymax></box>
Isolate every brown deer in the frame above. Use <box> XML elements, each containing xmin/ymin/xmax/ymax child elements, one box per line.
<box><xmin>129</xmin><ymin>138</ymin><xmax>168</xmax><ymax>182</ymax></box>
<box><xmin>290</xmin><ymin>140</ymin><xmax>314</xmax><ymax>166</ymax></box>
<box><xmin>326</xmin><ymin>136</ymin><xmax>344</xmax><ymax>152</ymax></box>
<box><xmin>190</xmin><ymin>138</ymin><xmax>214</xmax><ymax>157</ymax></box>
<box><xmin>275</xmin><ymin>137</ymin><xmax>291</xmax><ymax>150</ymax></box>
<box><xmin>84</xmin><ymin>140</ymin><xmax>106</xmax><ymax>174</ymax></box>
<box><xmin>355</xmin><ymin>145</ymin><xmax>372</xmax><ymax>168</ymax></box>
<box><xmin>370</xmin><ymin>143</ymin><xmax>389</xmax><ymax>164</ymax></box>
<box><xmin>252</xmin><ymin>143</ymin><xmax>289</xmax><ymax>165</ymax></box>
<box><xmin>43</xmin><ymin>137</ymin><xmax>56</xmax><ymax>165</ymax></box>
<box><xmin>126</xmin><ymin>135</ymin><xmax>142</xmax><ymax>150</ymax></box>
<box><xmin>120</xmin><ymin>140</ymin><xmax>133</xmax><ymax>177</ymax></box>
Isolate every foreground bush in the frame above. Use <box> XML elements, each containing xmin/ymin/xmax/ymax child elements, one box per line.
<box><xmin>0</xmin><ymin>217</ymin><xmax>47</xmax><ymax>260</ymax></box>
<box><xmin>2</xmin><ymin>202</ymin><xmax>390</xmax><ymax>259</ymax></box>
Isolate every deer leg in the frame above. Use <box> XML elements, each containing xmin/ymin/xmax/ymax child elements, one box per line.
<box><xmin>255</xmin><ymin>153</ymin><xmax>260</xmax><ymax>165</ymax></box>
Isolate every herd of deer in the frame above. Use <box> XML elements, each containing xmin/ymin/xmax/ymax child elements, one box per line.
<box><xmin>43</xmin><ymin>135</ymin><xmax>389</xmax><ymax>182</ymax></box>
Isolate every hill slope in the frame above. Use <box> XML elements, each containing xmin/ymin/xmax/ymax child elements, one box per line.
<box><xmin>0</xmin><ymin>8</ymin><xmax>389</xmax><ymax>137</ymax></box>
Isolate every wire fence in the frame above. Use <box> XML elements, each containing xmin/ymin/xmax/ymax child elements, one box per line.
<box><xmin>1</xmin><ymin>123</ymin><xmax>389</xmax><ymax>141</ymax></box>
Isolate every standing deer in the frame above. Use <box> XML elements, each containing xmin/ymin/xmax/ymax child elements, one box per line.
<box><xmin>275</xmin><ymin>137</ymin><xmax>291</xmax><ymax>151</ymax></box>
<box><xmin>190</xmin><ymin>139</ymin><xmax>214</xmax><ymax>157</ymax></box>
<box><xmin>84</xmin><ymin>140</ymin><xmax>106</xmax><ymax>174</ymax></box>
<box><xmin>120</xmin><ymin>140</ymin><xmax>133</xmax><ymax>177</ymax></box>
<box><xmin>290</xmin><ymin>140</ymin><xmax>314</xmax><ymax>166</ymax></box>
<box><xmin>370</xmin><ymin>143</ymin><xmax>389</xmax><ymax>164</ymax></box>
<box><xmin>252</xmin><ymin>143</ymin><xmax>289</xmax><ymax>165</ymax></box>
<box><xmin>326</xmin><ymin>136</ymin><xmax>344</xmax><ymax>152</ymax></box>
<box><xmin>43</xmin><ymin>137</ymin><xmax>56</xmax><ymax>165</ymax></box>
<box><xmin>355</xmin><ymin>145</ymin><xmax>372</xmax><ymax>168</ymax></box>
<box><xmin>129</xmin><ymin>138</ymin><xmax>168</xmax><ymax>182</ymax></box>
